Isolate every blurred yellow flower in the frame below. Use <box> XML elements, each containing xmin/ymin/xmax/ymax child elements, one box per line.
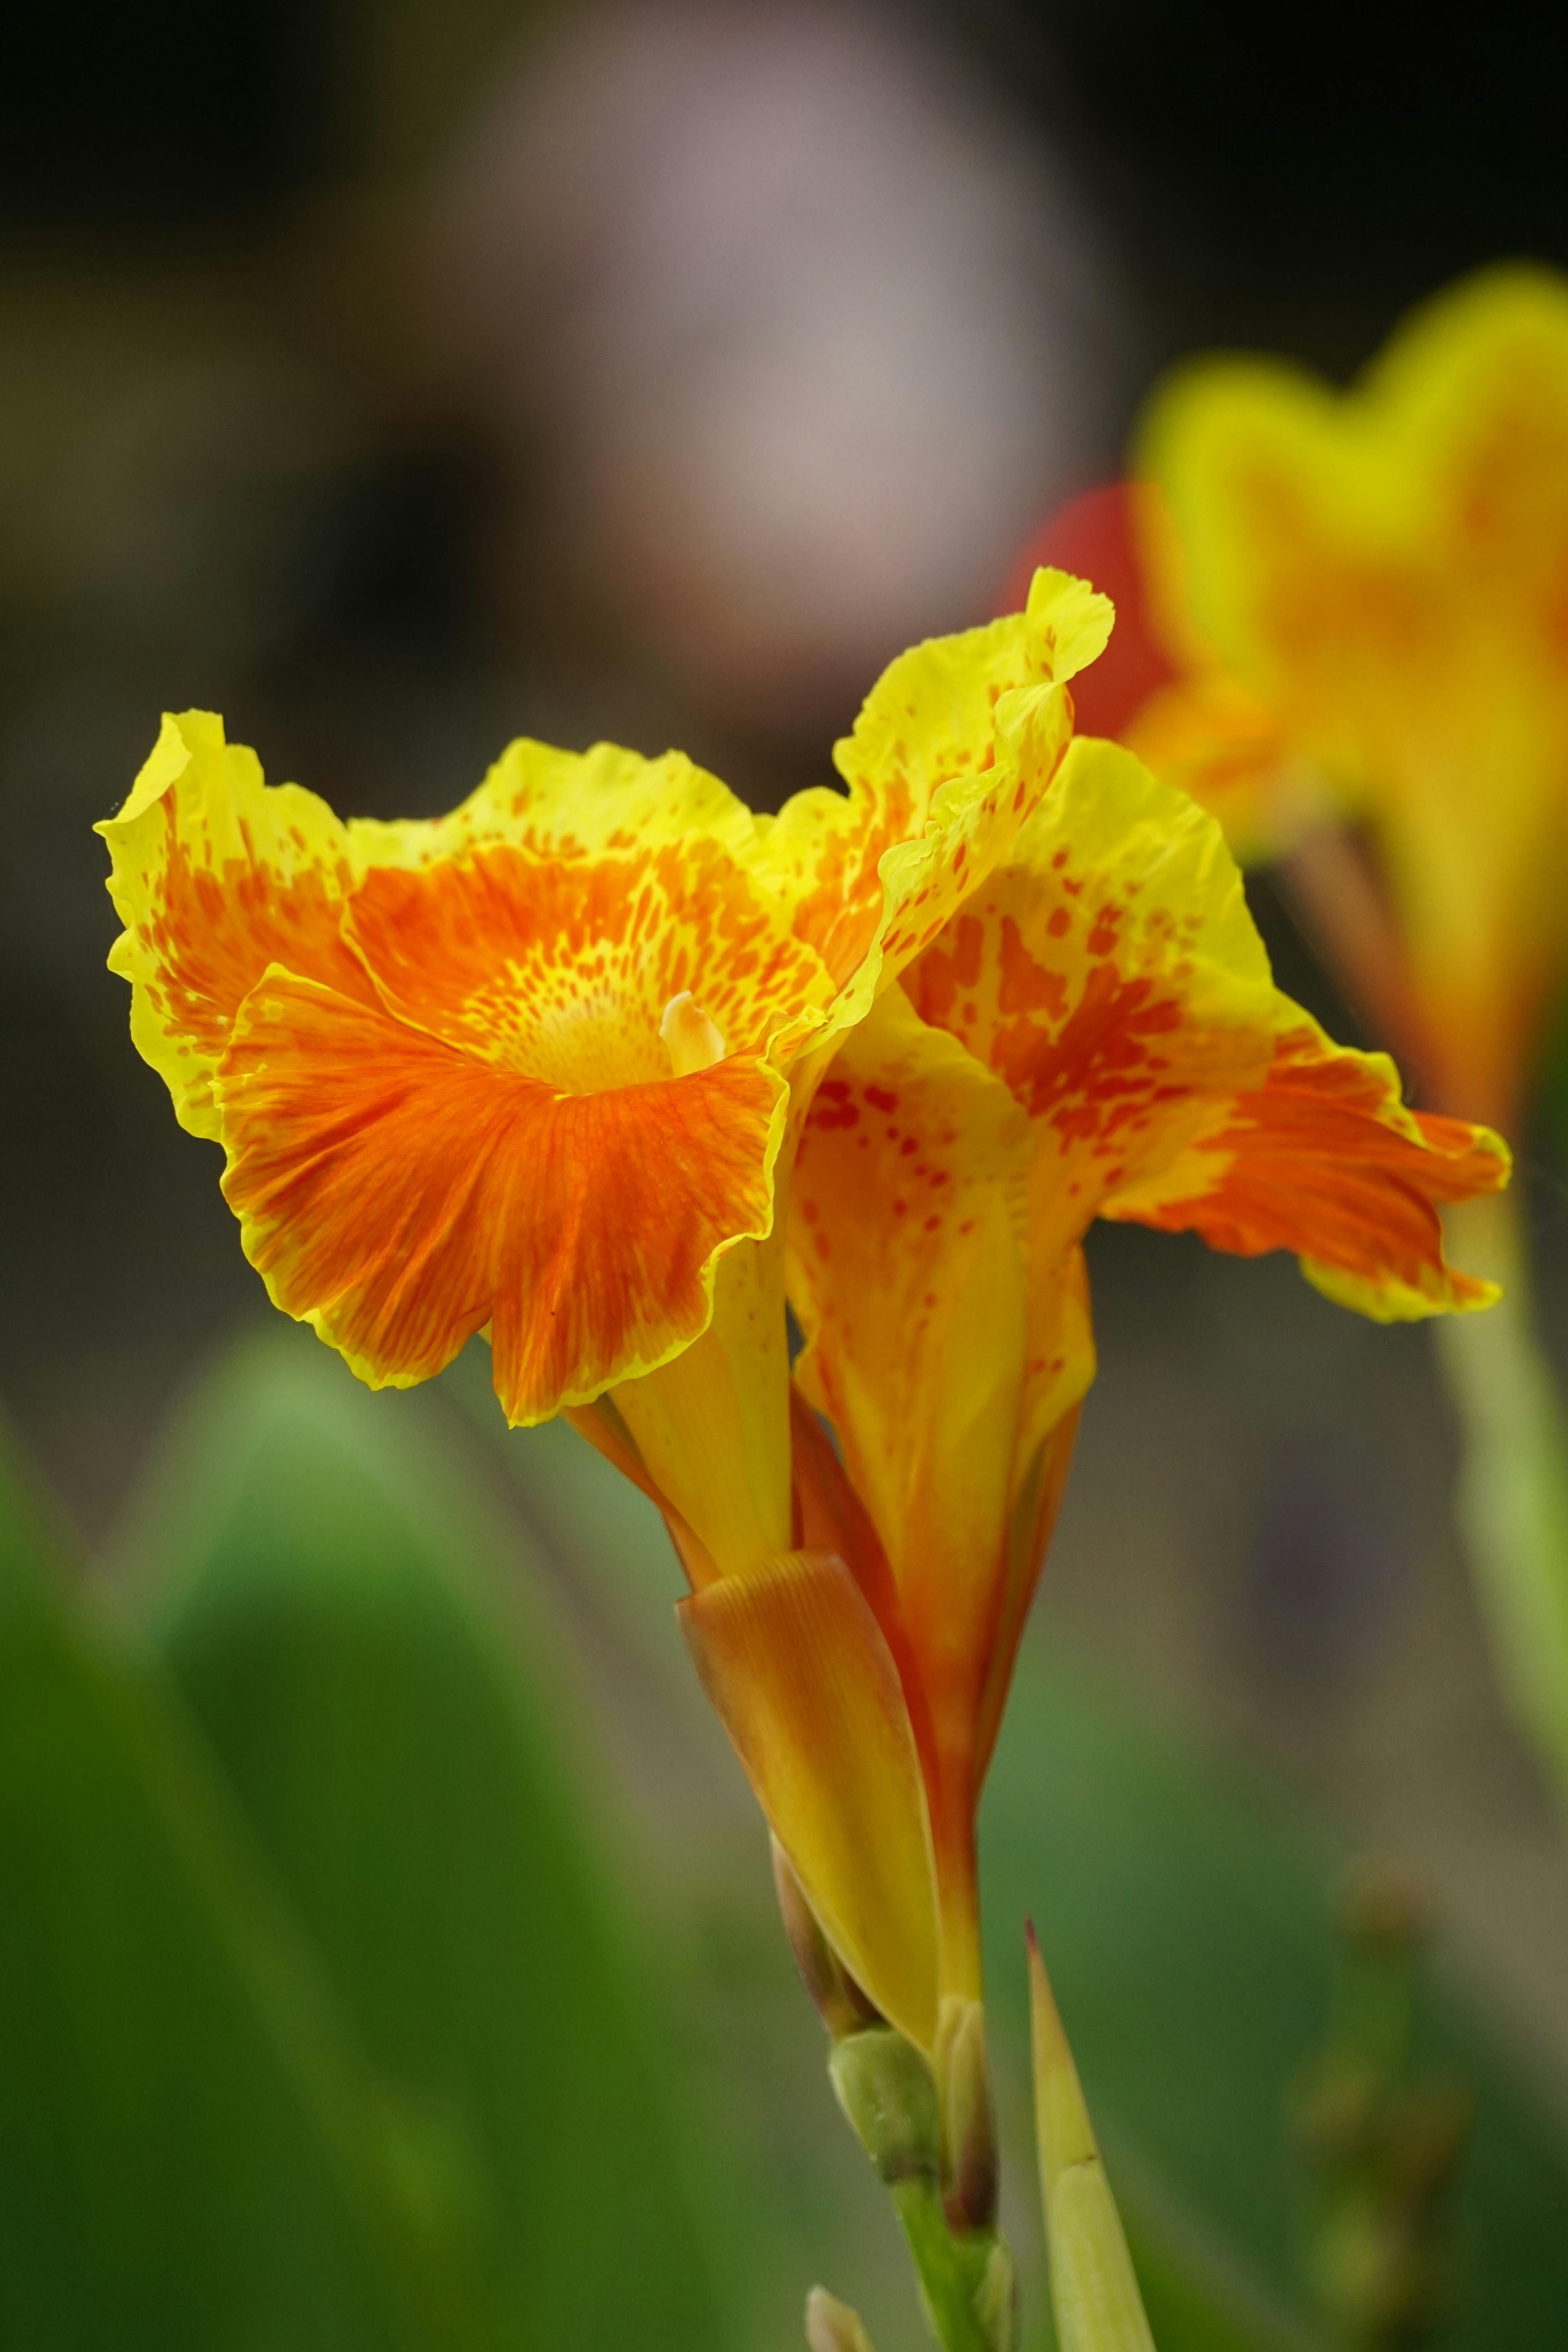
<box><xmin>1137</xmin><ymin>266</ymin><xmax>1568</xmax><ymax>1131</ymax></box>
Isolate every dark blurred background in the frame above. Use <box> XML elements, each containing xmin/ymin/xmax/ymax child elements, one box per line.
<box><xmin>6</xmin><ymin>0</ymin><xmax>1568</xmax><ymax>2143</ymax></box>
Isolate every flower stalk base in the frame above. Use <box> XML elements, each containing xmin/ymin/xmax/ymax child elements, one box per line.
<box><xmin>828</xmin><ymin>2026</ymin><xmax>1015</xmax><ymax>2352</ymax></box>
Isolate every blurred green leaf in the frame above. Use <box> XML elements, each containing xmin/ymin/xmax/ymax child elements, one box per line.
<box><xmin>0</xmin><ymin>1410</ymin><xmax>498</xmax><ymax>2352</ymax></box>
<box><xmin>982</xmin><ymin>1635</ymin><xmax>1568</xmax><ymax>2352</ymax></box>
<box><xmin>113</xmin><ymin>1330</ymin><xmax>730</xmax><ymax>2352</ymax></box>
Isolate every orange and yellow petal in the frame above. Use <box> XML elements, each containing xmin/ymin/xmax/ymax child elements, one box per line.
<box><xmin>343</xmin><ymin>836</ymin><xmax>834</xmax><ymax>1084</ymax></box>
<box><xmin>1001</xmin><ymin>484</ymin><xmax>1183</xmax><ymax>739</ymax></box>
<box><xmin>216</xmin><ymin>969</ymin><xmax>788</xmax><ymax>1422</ymax></box>
<box><xmin>906</xmin><ymin>736</ymin><xmax>1505</xmax><ymax>1321</ymax></box>
<box><xmin>905</xmin><ymin>735</ymin><xmax>1278</xmax><ymax>1276</ymax></box>
<box><xmin>679</xmin><ymin>1549</ymin><xmax>941</xmax><ymax>2051</ymax></box>
<box><xmin>790</xmin><ymin>985</ymin><xmax>1034</xmax><ymax>1626</ymax></box>
<box><xmin>96</xmin><ymin>712</ymin><xmax>379</xmax><ymax>1138</ymax></box>
<box><xmin>1102</xmin><ymin>1014</ymin><xmax>1510</xmax><ymax>1321</ymax></box>
<box><xmin>347</xmin><ymin>736</ymin><xmax>760</xmax><ymax>874</ymax></box>
<box><xmin>755</xmin><ymin>569</ymin><xmax>1112</xmax><ymax>1000</ymax></box>
<box><xmin>612</xmin><ymin>1230</ymin><xmax>796</xmax><ymax>1578</ymax></box>
<box><xmin>788</xmin><ymin>987</ymin><xmax>1040</xmax><ymax>1936</ymax></box>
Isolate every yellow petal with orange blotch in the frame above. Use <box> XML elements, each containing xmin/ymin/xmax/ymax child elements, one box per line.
<box><xmin>756</xmin><ymin>569</ymin><xmax>1112</xmax><ymax>1003</ymax></box>
<box><xmin>789</xmin><ymin>986</ymin><xmax>1040</xmax><ymax>1855</ymax></box>
<box><xmin>907</xmin><ymin>735</ymin><xmax>1506</xmax><ymax>1325</ymax></box>
<box><xmin>213</xmin><ymin>824</ymin><xmax>835</xmax><ymax>1422</ymax></box>
<box><xmin>679</xmin><ymin>1550</ymin><xmax>940</xmax><ymax>2051</ymax></box>
<box><xmin>98</xmin><ymin>716</ymin><xmax>813</xmax><ymax>1143</ymax></box>
<box><xmin>96</xmin><ymin>711</ymin><xmax>379</xmax><ymax>1138</ymax></box>
<box><xmin>905</xmin><ymin>733</ymin><xmax>1276</xmax><ymax>1298</ymax></box>
<box><xmin>216</xmin><ymin>970</ymin><xmax>789</xmax><ymax>1421</ymax></box>
<box><xmin>1103</xmin><ymin>1014</ymin><xmax>1511</xmax><ymax>1320</ymax></box>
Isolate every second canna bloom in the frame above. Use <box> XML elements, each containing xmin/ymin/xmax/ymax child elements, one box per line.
<box><xmin>1126</xmin><ymin>265</ymin><xmax>1568</xmax><ymax>1134</ymax></box>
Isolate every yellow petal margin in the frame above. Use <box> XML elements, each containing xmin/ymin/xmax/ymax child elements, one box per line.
<box><xmin>679</xmin><ymin>1550</ymin><xmax>941</xmax><ymax>2050</ymax></box>
<box><xmin>96</xmin><ymin>711</ymin><xmax>372</xmax><ymax>1139</ymax></box>
<box><xmin>755</xmin><ymin>569</ymin><xmax>1113</xmax><ymax>1013</ymax></box>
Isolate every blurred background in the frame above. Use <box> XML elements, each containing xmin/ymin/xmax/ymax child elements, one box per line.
<box><xmin>5</xmin><ymin>3</ymin><xmax>1568</xmax><ymax>2347</ymax></box>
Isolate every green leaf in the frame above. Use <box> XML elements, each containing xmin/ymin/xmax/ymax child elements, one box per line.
<box><xmin>980</xmin><ymin>1629</ymin><xmax>1568</xmax><ymax>2351</ymax></box>
<box><xmin>0</xmin><ymin>1411</ymin><xmax>497</xmax><ymax>2352</ymax></box>
<box><xmin>112</xmin><ymin>1329</ymin><xmax>730</xmax><ymax>2352</ymax></box>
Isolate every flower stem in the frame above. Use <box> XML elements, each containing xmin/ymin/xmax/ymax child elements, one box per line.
<box><xmin>889</xmin><ymin>2177</ymin><xmax>1005</xmax><ymax>2352</ymax></box>
<box><xmin>1439</xmin><ymin>1189</ymin><xmax>1568</xmax><ymax>1814</ymax></box>
<box><xmin>828</xmin><ymin>2025</ymin><xmax>1014</xmax><ymax>2351</ymax></box>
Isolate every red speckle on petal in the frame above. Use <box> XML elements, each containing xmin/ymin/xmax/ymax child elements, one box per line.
<box><xmin>811</xmin><ymin>1078</ymin><xmax>860</xmax><ymax>1131</ymax></box>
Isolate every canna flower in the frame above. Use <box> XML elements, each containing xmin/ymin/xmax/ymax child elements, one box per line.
<box><xmin>98</xmin><ymin>572</ymin><xmax>1110</xmax><ymax>2050</ymax></box>
<box><xmin>754</xmin><ymin>726</ymin><xmax>1507</xmax><ymax>2061</ymax></box>
<box><xmin>1105</xmin><ymin>265</ymin><xmax>1568</xmax><ymax>1135</ymax></box>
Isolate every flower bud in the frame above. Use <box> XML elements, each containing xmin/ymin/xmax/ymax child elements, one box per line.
<box><xmin>805</xmin><ymin>2285</ymin><xmax>877</xmax><ymax>2352</ymax></box>
<box><xmin>829</xmin><ymin>2026</ymin><xmax>940</xmax><ymax>2187</ymax></box>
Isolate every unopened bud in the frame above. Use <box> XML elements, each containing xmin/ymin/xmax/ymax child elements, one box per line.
<box><xmin>773</xmin><ymin>1839</ymin><xmax>881</xmax><ymax>2040</ymax></box>
<box><xmin>805</xmin><ymin>2285</ymin><xmax>877</xmax><ymax>2352</ymax></box>
<box><xmin>937</xmin><ymin>1995</ymin><xmax>1000</xmax><ymax>2233</ymax></box>
<box><xmin>829</xmin><ymin>2026</ymin><xmax>940</xmax><ymax>2187</ymax></box>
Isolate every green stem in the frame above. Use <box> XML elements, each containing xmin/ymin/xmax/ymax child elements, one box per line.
<box><xmin>890</xmin><ymin>2177</ymin><xmax>1000</xmax><ymax>2352</ymax></box>
<box><xmin>1438</xmin><ymin>1189</ymin><xmax>1568</xmax><ymax>1812</ymax></box>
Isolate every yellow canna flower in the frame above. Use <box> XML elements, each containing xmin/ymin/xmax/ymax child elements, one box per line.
<box><xmin>773</xmin><ymin>731</ymin><xmax>1506</xmax><ymax>2026</ymax></box>
<box><xmin>1136</xmin><ymin>265</ymin><xmax>1568</xmax><ymax>1132</ymax></box>
<box><xmin>98</xmin><ymin>571</ymin><xmax>1109</xmax><ymax>2050</ymax></box>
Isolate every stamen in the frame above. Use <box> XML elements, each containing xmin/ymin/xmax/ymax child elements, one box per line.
<box><xmin>661</xmin><ymin>990</ymin><xmax>726</xmax><ymax>1076</ymax></box>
